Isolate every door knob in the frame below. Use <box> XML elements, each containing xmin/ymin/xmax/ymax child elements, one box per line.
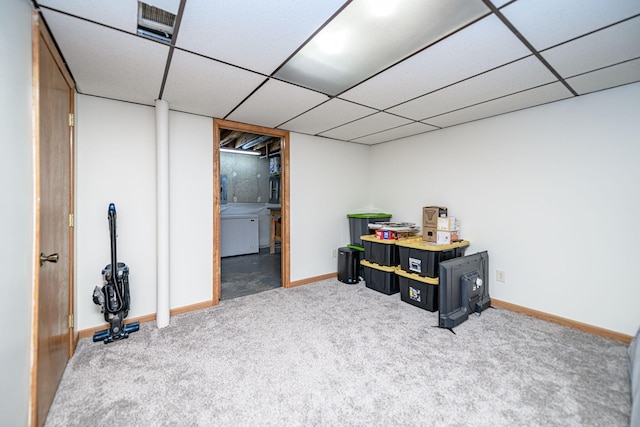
<box><xmin>39</xmin><ymin>253</ymin><xmax>59</xmax><ymax>266</ymax></box>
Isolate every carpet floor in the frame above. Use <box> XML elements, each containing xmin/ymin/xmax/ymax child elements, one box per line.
<box><xmin>45</xmin><ymin>278</ymin><xmax>631</xmax><ymax>426</ymax></box>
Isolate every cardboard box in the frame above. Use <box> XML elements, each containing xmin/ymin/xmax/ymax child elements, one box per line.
<box><xmin>422</xmin><ymin>226</ymin><xmax>437</xmax><ymax>242</ymax></box>
<box><xmin>437</xmin><ymin>230</ymin><xmax>460</xmax><ymax>245</ymax></box>
<box><xmin>437</xmin><ymin>217</ymin><xmax>460</xmax><ymax>231</ymax></box>
<box><xmin>423</xmin><ymin>206</ymin><xmax>447</xmax><ymax>228</ymax></box>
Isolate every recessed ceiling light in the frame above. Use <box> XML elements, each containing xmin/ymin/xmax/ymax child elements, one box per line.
<box><xmin>275</xmin><ymin>0</ymin><xmax>489</xmax><ymax>96</ymax></box>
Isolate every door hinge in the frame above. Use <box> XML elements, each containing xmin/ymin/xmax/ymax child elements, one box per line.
<box><xmin>69</xmin><ymin>113</ymin><xmax>74</xmax><ymax>127</ymax></box>
<box><xmin>69</xmin><ymin>213</ymin><xmax>74</xmax><ymax>227</ymax></box>
<box><xmin>68</xmin><ymin>314</ymin><xmax>74</xmax><ymax>329</ymax></box>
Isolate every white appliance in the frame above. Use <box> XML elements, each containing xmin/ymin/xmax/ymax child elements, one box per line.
<box><xmin>220</xmin><ymin>215</ymin><xmax>259</xmax><ymax>257</ymax></box>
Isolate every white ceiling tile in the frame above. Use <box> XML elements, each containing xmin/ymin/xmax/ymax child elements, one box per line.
<box><xmin>41</xmin><ymin>10</ymin><xmax>168</xmax><ymax>105</ymax></box>
<box><xmin>279</xmin><ymin>99</ymin><xmax>376</xmax><ymax>135</ymax></box>
<box><xmin>489</xmin><ymin>0</ymin><xmax>512</xmax><ymax>8</ymax></box>
<box><xmin>39</xmin><ymin>0</ymin><xmax>139</xmax><ymax>33</ymax></box>
<box><xmin>176</xmin><ymin>0</ymin><xmax>347</xmax><ymax>75</ymax></box>
<box><xmin>566</xmin><ymin>59</ymin><xmax>640</xmax><ymax>95</ymax></box>
<box><xmin>226</xmin><ymin>79</ymin><xmax>329</xmax><ymax>128</ymax></box>
<box><xmin>389</xmin><ymin>56</ymin><xmax>556</xmax><ymax>120</ymax></box>
<box><xmin>163</xmin><ymin>50</ymin><xmax>266</xmax><ymax>118</ymax></box>
<box><xmin>541</xmin><ymin>17</ymin><xmax>640</xmax><ymax>78</ymax></box>
<box><xmin>425</xmin><ymin>82</ymin><xmax>573</xmax><ymax>128</ymax></box>
<box><xmin>351</xmin><ymin>122</ymin><xmax>438</xmax><ymax>145</ymax></box>
<box><xmin>319</xmin><ymin>113</ymin><xmax>413</xmax><ymax>141</ymax></box>
<box><xmin>502</xmin><ymin>0</ymin><xmax>640</xmax><ymax>50</ymax></box>
<box><xmin>339</xmin><ymin>14</ymin><xmax>530</xmax><ymax>110</ymax></box>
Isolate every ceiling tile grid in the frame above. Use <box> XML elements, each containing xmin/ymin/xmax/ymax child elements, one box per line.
<box><xmin>162</xmin><ymin>50</ymin><xmax>266</xmax><ymax>118</ymax></box>
<box><xmin>339</xmin><ymin>14</ymin><xmax>532</xmax><ymax>110</ymax></box>
<box><xmin>36</xmin><ymin>0</ymin><xmax>640</xmax><ymax>145</ymax></box>
<box><xmin>226</xmin><ymin>79</ymin><xmax>329</xmax><ymax>129</ymax></box>
<box><xmin>351</xmin><ymin>122</ymin><xmax>438</xmax><ymax>145</ymax></box>
<box><xmin>319</xmin><ymin>112</ymin><xmax>413</xmax><ymax>141</ymax></box>
<box><xmin>424</xmin><ymin>82</ymin><xmax>574</xmax><ymax>128</ymax></box>
<box><xmin>540</xmin><ymin>16</ymin><xmax>640</xmax><ymax>79</ymax></box>
<box><xmin>175</xmin><ymin>0</ymin><xmax>348</xmax><ymax>75</ymax></box>
<box><xmin>278</xmin><ymin>98</ymin><xmax>376</xmax><ymax>136</ymax></box>
<box><xmin>40</xmin><ymin>9</ymin><xmax>170</xmax><ymax>106</ymax></box>
<box><xmin>388</xmin><ymin>55</ymin><xmax>557</xmax><ymax>121</ymax></box>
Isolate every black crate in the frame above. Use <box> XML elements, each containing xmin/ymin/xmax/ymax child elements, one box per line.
<box><xmin>396</xmin><ymin>269</ymin><xmax>439</xmax><ymax>312</ymax></box>
<box><xmin>361</xmin><ymin>260</ymin><xmax>399</xmax><ymax>295</ymax></box>
<box><xmin>347</xmin><ymin>213</ymin><xmax>391</xmax><ymax>247</ymax></box>
<box><xmin>397</xmin><ymin>240</ymin><xmax>469</xmax><ymax>278</ymax></box>
<box><xmin>361</xmin><ymin>235</ymin><xmax>398</xmax><ymax>267</ymax></box>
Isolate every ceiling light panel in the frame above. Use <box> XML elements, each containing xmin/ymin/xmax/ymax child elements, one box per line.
<box><xmin>339</xmin><ymin>15</ymin><xmax>530</xmax><ymax>110</ymax></box>
<box><xmin>176</xmin><ymin>0</ymin><xmax>347</xmax><ymax>75</ymax></box>
<box><xmin>275</xmin><ymin>0</ymin><xmax>489</xmax><ymax>96</ymax></box>
<box><xmin>501</xmin><ymin>0</ymin><xmax>640</xmax><ymax>51</ymax></box>
<box><xmin>541</xmin><ymin>16</ymin><xmax>640</xmax><ymax>79</ymax></box>
<box><xmin>351</xmin><ymin>122</ymin><xmax>437</xmax><ymax>145</ymax></box>
<box><xmin>319</xmin><ymin>112</ymin><xmax>412</xmax><ymax>141</ymax></box>
<box><xmin>388</xmin><ymin>56</ymin><xmax>556</xmax><ymax>121</ymax></box>
<box><xmin>226</xmin><ymin>79</ymin><xmax>329</xmax><ymax>128</ymax></box>
<box><xmin>162</xmin><ymin>50</ymin><xmax>266</xmax><ymax>118</ymax></box>
<box><xmin>40</xmin><ymin>10</ymin><xmax>169</xmax><ymax>105</ymax></box>
<box><xmin>425</xmin><ymin>82</ymin><xmax>573</xmax><ymax>128</ymax></box>
<box><xmin>279</xmin><ymin>98</ymin><xmax>376</xmax><ymax>135</ymax></box>
<box><xmin>566</xmin><ymin>59</ymin><xmax>640</xmax><ymax>95</ymax></box>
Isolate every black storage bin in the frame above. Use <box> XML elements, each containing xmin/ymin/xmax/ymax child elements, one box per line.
<box><xmin>396</xmin><ymin>240</ymin><xmax>469</xmax><ymax>279</ymax></box>
<box><xmin>361</xmin><ymin>260</ymin><xmax>398</xmax><ymax>295</ymax></box>
<box><xmin>396</xmin><ymin>268</ymin><xmax>439</xmax><ymax>312</ymax></box>
<box><xmin>347</xmin><ymin>213</ymin><xmax>391</xmax><ymax>247</ymax></box>
<box><xmin>338</xmin><ymin>247</ymin><xmax>360</xmax><ymax>284</ymax></box>
<box><xmin>361</xmin><ymin>235</ymin><xmax>399</xmax><ymax>267</ymax></box>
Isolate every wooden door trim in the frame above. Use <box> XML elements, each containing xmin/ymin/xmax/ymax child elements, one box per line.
<box><xmin>30</xmin><ymin>12</ymin><xmax>76</xmax><ymax>426</ymax></box>
<box><xmin>212</xmin><ymin>119</ymin><xmax>290</xmax><ymax>305</ymax></box>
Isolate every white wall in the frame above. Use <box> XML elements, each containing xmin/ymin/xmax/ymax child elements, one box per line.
<box><xmin>370</xmin><ymin>83</ymin><xmax>640</xmax><ymax>336</ymax></box>
<box><xmin>289</xmin><ymin>134</ymin><xmax>371</xmax><ymax>281</ymax></box>
<box><xmin>76</xmin><ymin>98</ymin><xmax>215</xmax><ymax>329</ymax></box>
<box><xmin>168</xmin><ymin>110</ymin><xmax>213</xmax><ymax>308</ymax></box>
<box><xmin>0</xmin><ymin>0</ymin><xmax>34</xmax><ymax>425</ymax></box>
<box><xmin>76</xmin><ymin>95</ymin><xmax>158</xmax><ymax>330</ymax></box>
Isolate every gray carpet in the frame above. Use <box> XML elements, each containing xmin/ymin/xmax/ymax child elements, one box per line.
<box><xmin>46</xmin><ymin>279</ymin><xmax>631</xmax><ymax>426</ymax></box>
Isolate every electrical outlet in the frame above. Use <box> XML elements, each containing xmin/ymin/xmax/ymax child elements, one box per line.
<box><xmin>496</xmin><ymin>269</ymin><xmax>506</xmax><ymax>283</ymax></box>
<box><xmin>331</xmin><ymin>248</ymin><xmax>337</xmax><ymax>259</ymax></box>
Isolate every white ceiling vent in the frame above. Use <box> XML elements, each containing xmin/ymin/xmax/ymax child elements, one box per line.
<box><xmin>137</xmin><ymin>2</ymin><xmax>176</xmax><ymax>43</ymax></box>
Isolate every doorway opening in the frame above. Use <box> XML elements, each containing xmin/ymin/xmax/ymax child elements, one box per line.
<box><xmin>212</xmin><ymin>119</ymin><xmax>290</xmax><ymax>304</ymax></box>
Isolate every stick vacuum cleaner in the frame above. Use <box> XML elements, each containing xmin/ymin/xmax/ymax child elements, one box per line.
<box><xmin>92</xmin><ymin>203</ymin><xmax>139</xmax><ymax>343</ymax></box>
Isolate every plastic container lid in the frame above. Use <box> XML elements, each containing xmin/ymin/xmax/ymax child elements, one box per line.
<box><xmin>360</xmin><ymin>234</ymin><xmax>421</xmax><ymax>245</ymax></box>
<box><xmin>347</xmin><ymin>244</ymin><xmax>365</xmax><ymax>251</ymax></box>
<box><xmin>395</xmin><ymin>239</ymin><xmax>470</xmax><ymax>251</ymax></box>
<box><xmin>347</xmin><ymin>213</ymin><xmax>392</xmax><ymax>219</ymax></box>
<box><xmin>395</xmin><ymin>268</ymin><xmax>439</xmax><ymax>285</ymax></box>
<box><xmin>360</xmin><ymin>259</ymin><xmax>397</xmax><ymax>272</ymax></box>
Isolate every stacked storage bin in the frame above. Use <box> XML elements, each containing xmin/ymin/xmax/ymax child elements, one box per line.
<box><xmin>346</xmin><ymin>213</ymin><xmax>391</xmax><ymax>280</ymax></box>
<box><xmin>360</xmin><ymin>234</ymin><xmax>420</xmax><ymax>295</ymax></box>
<box><xmin>360</xmin><ymin>234</ymin><xmax>400</xmax><ymax>295</ymax></box>
<box><xmin>395</xmin><ymin>239</ymin><xmax>469</xmax><ymax>311</ymax></box>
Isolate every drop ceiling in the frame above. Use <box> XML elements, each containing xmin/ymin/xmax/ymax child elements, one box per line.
<box><xmin>35</xmin><ymin>0</ymin><xmax>640</xmax><ymax>145</ymax></box>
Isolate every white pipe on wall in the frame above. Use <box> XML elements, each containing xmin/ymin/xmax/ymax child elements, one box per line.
<box><xmin>155</xmin><ymin>99</ymin><xmax>170</xmax><ymax>328</ymax></box>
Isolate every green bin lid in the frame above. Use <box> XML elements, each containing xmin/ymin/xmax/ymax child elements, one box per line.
<box><xmin>347</xmin><ymin>213</ymin><xmax>392</xmax><ymax>219</ymax></box>
<box><xmin>346</xmin><ymin>244</ymin><xmax>365</xmax><ymax>251</ymax></box>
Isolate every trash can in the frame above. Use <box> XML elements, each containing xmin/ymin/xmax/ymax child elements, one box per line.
<box><xmin>338</xmin><ymin>247</ymin><xmax>360</xmax><ymax>284</ymax></box>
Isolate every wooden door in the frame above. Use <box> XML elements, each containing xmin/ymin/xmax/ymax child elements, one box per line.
<box><xmin>31</xmin><ymin>14</ymin><xmax>75</xmax><ymax>427</ymax></box>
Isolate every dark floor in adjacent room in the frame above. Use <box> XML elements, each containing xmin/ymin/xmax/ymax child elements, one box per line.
<box><xmin>221</xmin><ymin>247</ymin><xmax>281</xmax><ymax>300</ymax></box>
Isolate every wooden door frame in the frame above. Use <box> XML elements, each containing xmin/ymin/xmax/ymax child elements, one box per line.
<box><xmin>30</xmin><ymin>12</ymin><xmax>76</xmax><ymax>425</ymax></box>
<box><xmin>212</xmin><ymin>119</ymin><xmax>290</xmax><ymax>304</ymax></box>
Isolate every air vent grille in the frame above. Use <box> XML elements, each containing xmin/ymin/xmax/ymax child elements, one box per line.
<box><xmin>137</xmin><ymin>2</ymin><xmax>176</xmax><ymax>43</ymax></box>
